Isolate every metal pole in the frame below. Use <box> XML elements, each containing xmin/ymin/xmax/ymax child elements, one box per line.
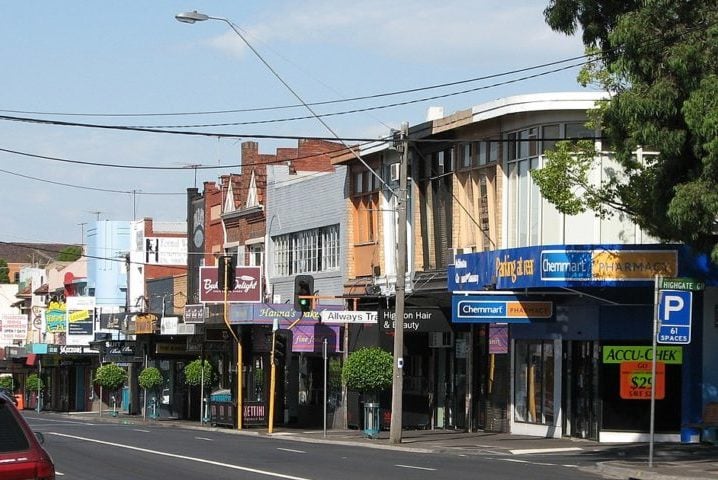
<box><xmin>37</xmin><ymin>359</ymin><xmax>42</xmax><ymax>414</ymax></box>
<box><xmin>268</xmin><ymin>325</ymin><xmax>277</xmax><ymax>434</ymax></box>
<box><xmin>649</xmin><ymin>274</ymin><xmax>661</xmax><ymax>468</ymax></box>
<box><xmin>143</xmin><ymin>353</ymin><xmax>148</xmax><ymax>422</ymax></box>
<box><xmin>200</xmin><ymin>356</ymin><xmax>205</xmax><ymax>426</ymax></box>
<box><xmin>390</xmin><ymin>122</ymin><xmax>409</xmax><ymax>444</ymax></box>
<box><xmin>323</xmin><ymin>338</ymin><xmax>328</xmax><ymax>438</ymax></box>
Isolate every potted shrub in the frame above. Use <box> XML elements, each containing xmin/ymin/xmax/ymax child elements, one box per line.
<box><xmin>138</xmin><ymin>367</ymin><xmax>163</xmax><ymax>391</ymax></box>
<box><xmin>94</xmin><ymin>364</ymin><xmax>126</xmax><ymax>416</ymax></box>
<box><xmin>138</xmin><ymin>367</ymin><xmax>163</xmax><ymax>418</ymax></box>
<box><xmin>0</xmin><ymin>375</ymin><xmax>14</xmax><ymax>392</ymax></box>
<box><xmin>26</xmin><ymin>374</ymin><xmax>44</xmax><ymax>410</ymax></box>
<box><xmin>183</xmin><ymin>359</ymin><xmax>214</xmax><ymax>420</ymax></box>
<box><xmin>341</xmin><ymin>347</ymin><xmax>393</xmax><ymax>437</ymax></box>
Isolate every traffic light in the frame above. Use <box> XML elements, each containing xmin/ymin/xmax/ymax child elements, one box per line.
<box><xmin>293</xmin><ymin>275</ymin><xmax>314</xmax><ymax>312</ymax></box>
<box><xmin>217</xmin><ymin>255</ymin><xmax>236</xmax><ymax>291</ymax></box>
<box><xmin>274</xmin><ymin>331</ymin><xmax>291</xmax><ymax>362</ymax></box>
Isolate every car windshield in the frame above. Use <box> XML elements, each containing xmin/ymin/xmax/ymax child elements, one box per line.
<box><xmin>0</xmin><ymin>401</ymin><xmax>30</xmax><ymax>453</ymax></box>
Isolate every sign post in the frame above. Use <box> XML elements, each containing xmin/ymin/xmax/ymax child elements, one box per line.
<box><xmin>650</xmin><ymin>276</ymin><xmax>702</xmax><ymax>466</ymax></box>
<box><xmin>649</xmin><ymin>275</ymin><xmax>661</xmax><ymax>468</ymax></box>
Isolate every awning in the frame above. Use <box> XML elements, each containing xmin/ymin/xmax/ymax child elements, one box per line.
<box><xmin>25</xmin><ymin>353</ymin><xmax>37</xmax><ymax>366</ymax></box>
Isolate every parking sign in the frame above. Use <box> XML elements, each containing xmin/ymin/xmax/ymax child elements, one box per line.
<box><xmin>657</xmin><ymin>289</ymin><xmax>692</xmax><ymax>344</ymax></box>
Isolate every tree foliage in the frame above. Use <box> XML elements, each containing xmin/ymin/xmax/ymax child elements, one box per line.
<box><xmin>26</xmin><ymin>374</ymin><xmax>44</xmax><ymax>392</ymax></box>
<box><xmin>183</xmin><ymin>359</ymin><xmax>214</xmax><ymax>388</ymax></box>
<box><xmin>0</xmin><ymin>259</ymin><xmax>9</xmax><ymax>283</ymax></box>
<box><xmin>138</xmin><ymin>367</ymin><xmax>164</xmax><ymax>391</ymax></box>
<box><xmin>341</xmin><ymin>347</ymin><xmax>393</xmax><ymax>394</ymax></box>
<box><xmin>540</xmin><ymin>0</ymin><xmax>718</xmax><ymax>261</ymax></box>
<box><xmin>94</xmin><ymin>364</ymin><xmax>126</xmax><ymax>390</ymax></box>
<box><xmin>57</xmin><ymin>246</ymin><xmax>82</xmax><ymax>262</ymax></box>
<box><xmin>0</xmin><ymin>375</ymin><xmax>14</xmax><ymax>391</ymax></box>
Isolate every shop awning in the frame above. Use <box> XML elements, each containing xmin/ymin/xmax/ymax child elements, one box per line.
<box><xmin>25</xmin><ymin>353</ymin><xmax>37</xmax><ymax>366</ymax></box>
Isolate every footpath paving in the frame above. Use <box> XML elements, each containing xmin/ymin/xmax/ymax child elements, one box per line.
<box><xmin>56</xmin><ymin>411</ymin><xmax>718</xmax><ymax>480</ymax></box>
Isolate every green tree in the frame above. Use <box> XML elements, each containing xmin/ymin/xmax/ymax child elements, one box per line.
<box><xmin>57</xmin><ymin>246</ymin><xmax>82</xmax><ymax>262</ymax></box>
<box><xmin>0</xmin><ymin>259</ymin><xmax>9</xmax><ymax>283</ymax></box>
<box><xmin>0</xmin><ymin>375</ymin><xmax>14</xmax><ymax>391</ymax></box>
<box><xmin>94</xmin><ymin>364</ymin><xmax>126</xmax><ymax>391</ymax></box>
<box><xmin>183</xmin><ymin>359</ymin><xmax>214</xmax><ymax>388</ymax></box>
<box><xmin>138</xmin><ymin>367</ymin><xmax>164</xmax><ymax>391</ymax></box>
<box><xmin>537</xmin><ymin>0</ymin><xmax>718</xmax><ymax>261</ymax></box>
<box><xmin>26</xmin><ymin>374</ymin><xmax>44</xmax><ymax>393</ymax></box>
<box><xmin>341</xmin><ymin>347</ymin><xmax>393</xmax><ymax>395</ymax></box>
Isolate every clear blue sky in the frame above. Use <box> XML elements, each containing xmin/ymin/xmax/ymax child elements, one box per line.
<box><xmin>0</xmin><ymin>1</ymin><xmax>585</xmax><ymax>244</ymax></box>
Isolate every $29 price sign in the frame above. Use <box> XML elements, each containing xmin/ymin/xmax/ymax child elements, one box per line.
<box><xmin>620</xmin><ymin>361</ymin><xmax>665</xmax><ymax>400</ymax></box>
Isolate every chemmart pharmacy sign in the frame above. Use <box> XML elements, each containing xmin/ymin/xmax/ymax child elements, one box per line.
<box><xmin>449</xmin><ymin>244</ymin><xmax>679</xmax><ymax>290</ymax></box>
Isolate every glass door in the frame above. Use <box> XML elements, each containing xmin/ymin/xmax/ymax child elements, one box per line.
<box><xmin>563</xmin><ymin>341</ymin><xmax>599</xmax><ymax>439</ymax></box>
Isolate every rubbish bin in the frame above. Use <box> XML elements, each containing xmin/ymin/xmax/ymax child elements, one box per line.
<box><xmin>363</xmin><ymin>402</ymin><xmax>380</xmax><ymax>439</ymax></box>
<box><xmin>209</xmin><ymin>389</ymin><xmax>234</xmax><ymax>428</ymax></box>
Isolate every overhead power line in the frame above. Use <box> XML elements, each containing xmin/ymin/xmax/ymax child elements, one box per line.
<box><xmin>0</xmin><ymin>54</ymin><xmax>593</xmax><ymax>118</ymax></box>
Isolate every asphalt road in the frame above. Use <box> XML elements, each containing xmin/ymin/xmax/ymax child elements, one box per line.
<box><xmin>24</xmin><ymin>412</ymin><xmax>604</xmax><ymax>480</ymax></box>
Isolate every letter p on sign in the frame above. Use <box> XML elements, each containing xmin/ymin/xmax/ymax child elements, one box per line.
<box><xmin>659</xmin><ymin>290</ymin><xmax>692</xmax><ymax>326</ymax></box>
<box><xmin>664</xmin><ymin>295</ymin><xmax>683</xmax><ymax>318</ymax></box>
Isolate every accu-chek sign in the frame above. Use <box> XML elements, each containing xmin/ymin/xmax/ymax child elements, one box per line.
<box><xmin>602</xmin><ymin>346</ymin><xmax>683</xmax><ymax>364</ymax></box>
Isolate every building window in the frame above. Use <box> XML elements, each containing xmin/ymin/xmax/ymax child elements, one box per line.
<box><xmin>248</xmin><ymin>244</ymin><xmax>263</xmax><ymax>267</ymax></box>
<box><xmin>353</xmin><ymin>194</ymin><xmax>378</xmax><ymax>244</ymax></box>
<box><xmin>272</xmin><ymin>224</ymin><xmax>340</xmax><ymax>277</ymax></box>
<box><xmin>514</xmin><ymin>340</ymin><xmax>554</xmax><ymax>425</ymax></box>
<box><xmin>459</xmin><ymin>143</ymin><xmax>474</xmax><ymax>169</ymax></box>
<box><xmin>507</xmin><ymin>127</ymin><xmax>541</xmax><ymax>247</ymax></box>
<box><xmin>352</xmin><ymin>168</ymin><xmax>380</xmax><ymax>196</ymax></box>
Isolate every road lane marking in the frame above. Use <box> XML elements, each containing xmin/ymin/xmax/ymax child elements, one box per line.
<box><xmin>395</xmin><ymin>465</ymin><xmax>437</xmax><ymax>471</ymax></box>
<box><xmin>509</xmin><ymin>447</ymin><xmax>582</xmax><ymax>455</ymax></box>
<box><xmin>133</xmin><ymin>429</ymin><xmax>150</xmax><ymax>433</ymax></box>
<box><xmin>56</xmin><ymin>472</ymin><xmax>65</xmax><ymax>476</ymax></box>
<box><xmin>277</xmin><ymin>448</ymin><xmax>306</xmax><ymax>454</ymax></box>
<box><xmin>195</xmin><ymin>437</ymin><xmax>214</xmax><ymax>441</ymax></box>
<box><xmin>499</xmin><ymin>458</ymin><xmax>530</xmax><ymax>463</ymax></box>
<box><xmin>47</xmin><ymin>432</ymin><xmax>313</xmax><ymax>480</ymax></box>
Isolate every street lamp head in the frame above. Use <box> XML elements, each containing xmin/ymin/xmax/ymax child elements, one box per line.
<box><xmin>175</xmin><ymin>11</ymin><xmax>209</xmax><ymax>24</ymax></box>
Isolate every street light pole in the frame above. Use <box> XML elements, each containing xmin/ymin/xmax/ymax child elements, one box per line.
<box><xmin>389</xmin><ymin>122</ymin><xmax>409</xmax><ymax>444</ymax></box>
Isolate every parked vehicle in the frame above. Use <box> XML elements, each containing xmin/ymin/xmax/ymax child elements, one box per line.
<box><xmin>0</xmin><ymin>387</ymin><xmax>18</xmax><ymax>405</ymax></box>
<box><xmin>0</xmin><ymin>391</ymin><xmax>55</xmax><ymax>480</ymax></box>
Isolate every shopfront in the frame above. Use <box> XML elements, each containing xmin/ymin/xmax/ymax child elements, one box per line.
<box><xmin>229</xmin><ymin>303</ymin><xmax>344</xmax><ymax>428</ymax></box>
<box><xmin>450</xmin><ymin>244</ymin><xmax>710</xmax><ymax>442</ymax></box>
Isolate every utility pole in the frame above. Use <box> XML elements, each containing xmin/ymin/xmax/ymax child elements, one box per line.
<box><xmin>389</xmin><ymin>122</ymin><xmax>409</xmax><ymax>444</ymax></box>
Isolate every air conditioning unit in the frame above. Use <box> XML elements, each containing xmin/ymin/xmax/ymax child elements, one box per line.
<box><xmin>429</xmin><ymin>332</ymin><xmax>452</xmax><ymax>348</ymax></box>
<box><xmin>389</xmin><ymin>163</ymin><xmax>400</xmax><ymax>182</ymax></box>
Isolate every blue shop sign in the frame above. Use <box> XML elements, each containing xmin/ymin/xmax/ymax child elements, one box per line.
<box><xmin>452</xmin><ymin>295</ymin><xmax>552</xmax><ymax>323</ymax></box>
<box><xmin>449</xmin><ymin>244</ymin><xmax>681</xmax><ymax>291</ymax></box>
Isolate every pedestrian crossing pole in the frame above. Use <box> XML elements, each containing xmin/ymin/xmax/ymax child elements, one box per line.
<box><xmin>268</xmin><ymin>319</ymin><xmax>278</xmax><ymax>433</ymax></box>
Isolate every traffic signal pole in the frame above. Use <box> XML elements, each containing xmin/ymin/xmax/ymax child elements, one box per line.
<box><xmin>268</xmin><ymin>324</ymin><xmax>277</xmax><ymax>433</ymax></box>
<box><xmin>220</xmin><ymin>255</ymin><xmax>242</xmax><ymax>430</ymax></box>
<box><xmin>390</xmin><ymin>122</ymin><xmax>409</xmax><ymax>444</ymax></box>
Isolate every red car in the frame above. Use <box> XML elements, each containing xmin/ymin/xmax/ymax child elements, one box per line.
<box><xmin>0</xmin><ymin>392</ymin><xmax>55</xmax><ymax>480</ymax></box>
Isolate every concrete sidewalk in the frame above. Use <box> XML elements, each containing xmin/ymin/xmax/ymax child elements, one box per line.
<box><xmin>54</xmin><ymin>412</ymin><xmax>718</xmax><ymax>480</ymax></box>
